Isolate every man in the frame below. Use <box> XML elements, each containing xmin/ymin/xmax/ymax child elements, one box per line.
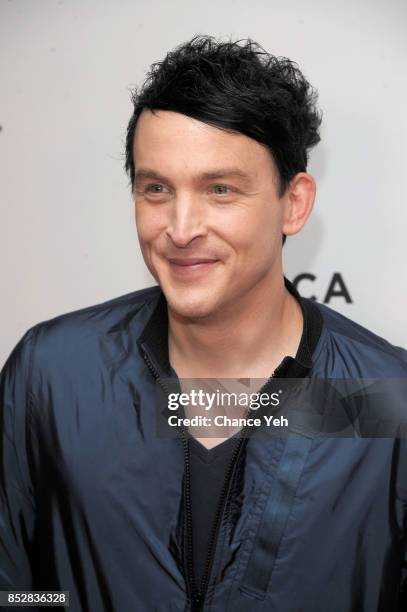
<box><xmin>1</xmin><ymin>34</ymin><xmax>406</xmax><ymax>612</ymax></box>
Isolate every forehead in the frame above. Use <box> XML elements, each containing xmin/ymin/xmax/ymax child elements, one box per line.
<box><xmin>132</xmin><ymin>109</ymin><xmax>277</xmax><ymax>182</ymax></box>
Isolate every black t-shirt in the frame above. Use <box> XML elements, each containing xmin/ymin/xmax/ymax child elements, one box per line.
<box><xmin>188</xmin><ymin>279</ymin><xmax>323</xmax><ymax>593</ymax></box>
<box><xmin>189</xmin><ymin>435</ymin><xmax>237</xmax><ymax>589</ymax></box>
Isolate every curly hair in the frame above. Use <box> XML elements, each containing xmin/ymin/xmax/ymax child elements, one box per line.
<box><xmin>124</xmin><ymin>33</ymin><xmax>322</xmax><ymax>201</ymax></box>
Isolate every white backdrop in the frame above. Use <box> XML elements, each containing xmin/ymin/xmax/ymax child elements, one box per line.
<box><xmin>1</xmin><ymin>0</ymin><xmax>406</xmax><ymax>367</ymax></box>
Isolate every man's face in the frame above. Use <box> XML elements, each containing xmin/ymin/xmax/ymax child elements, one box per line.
<box><xmin>133</xmin><ymin>109</ymin><xmax>287</xmax><ymax>320</ymax></box>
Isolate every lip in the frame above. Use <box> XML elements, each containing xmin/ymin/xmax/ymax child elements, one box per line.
<box><xmin>167</xmin><ymin>257</ymin><xmax>219</xmax><ymax>266</ymax></box>
<box><xmin>166</xmin><ymin>257</ymin><xmax>219</xmax><ymax>277</ymax></box>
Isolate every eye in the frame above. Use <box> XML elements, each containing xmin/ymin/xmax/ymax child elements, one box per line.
<box><xmin>212</xmin><ymin>184</ymin><xmax>233</xmax><ymax>195</ymax></box>
<box><xmin>145</xmin><ymin>183</ymin><xmax>169</xmax><ymax>193</ymax></box>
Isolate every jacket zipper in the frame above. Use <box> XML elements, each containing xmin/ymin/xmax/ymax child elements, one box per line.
<box><xmin>141</xmin><ymin>347</ymin><xmax>283</xmax><ymax>612</ymax></box>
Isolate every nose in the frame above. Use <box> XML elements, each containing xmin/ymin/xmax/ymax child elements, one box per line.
<box><xmin>166</xmin><ymin>193</ymin><xmax>206</xmax><ymax>247</ymax></box>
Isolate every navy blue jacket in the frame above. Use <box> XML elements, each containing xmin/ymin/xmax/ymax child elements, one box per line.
<box><xmin>1</xmin><ymin>282</ymin><xmax>407</xmax><ymax>611</ymax></box>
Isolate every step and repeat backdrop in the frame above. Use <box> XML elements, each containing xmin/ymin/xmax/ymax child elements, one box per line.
<box><xmin>1</xmin><ymin>0</ymin><xmax>406</xmax><ymax>366</ymax></box>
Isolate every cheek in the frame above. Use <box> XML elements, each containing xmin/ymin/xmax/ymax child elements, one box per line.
<box><xmin>217</xmin><ymin>205</ymin><xmax>280</xmax><ymax>256</ymax></box>
<box><xmin>135</xmin><ymin>204</ymin><xmax>165</xmax><ymax>244</ymax></box>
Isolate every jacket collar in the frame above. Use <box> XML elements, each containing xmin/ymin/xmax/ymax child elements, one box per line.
<box><xmin>137</xmin><ymin>276</ymin><xmax>323</xmax><ymax>379</ymax></box>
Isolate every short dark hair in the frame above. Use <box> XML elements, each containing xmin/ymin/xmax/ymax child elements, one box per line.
<box><xmin>124</xmin><ymin>34</ymin><xmax>322</xmax><ymax>244</ymax></box>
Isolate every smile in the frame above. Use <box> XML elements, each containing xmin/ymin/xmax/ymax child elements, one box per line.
<box><xmin>167</xmin><ymin>258</ymin><xmax>219</xmax><ymax>277</ymax></box>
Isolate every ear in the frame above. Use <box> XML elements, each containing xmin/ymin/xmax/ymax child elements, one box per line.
<box><xmin>281</xmin><ymin>172</ymin><xmax>316</xmax><ymax>236</ymax></box>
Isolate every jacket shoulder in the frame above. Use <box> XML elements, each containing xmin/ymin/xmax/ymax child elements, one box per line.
<box><xmin>36</xmin><ymin>284</ymin><xmax>160</xmax><ymax>326</ymax></box>
<box><xmin>312</xmin><ymin>301</ymin><xmax>407</xmax><ymax>377</ymax></box>
<box><xmin>28</xmin><ymin>285</ymin><xmax>162</xmax><ymax>369</ymax></box>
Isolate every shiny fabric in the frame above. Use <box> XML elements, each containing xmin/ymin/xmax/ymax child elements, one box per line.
<box><xmin>1</xmin><ymin>284</ymin><xmax>407</xmax><ymax>612</ymax></box>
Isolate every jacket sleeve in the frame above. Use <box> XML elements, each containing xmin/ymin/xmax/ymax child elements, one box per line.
<box><xmin>0</xmin><ymin>326</ymin><xmax>38</xmax><ymax>590</ymax></box>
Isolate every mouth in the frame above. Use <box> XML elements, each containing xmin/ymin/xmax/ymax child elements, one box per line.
<box><xmin>166</xmin><ymin>257</ymin><xmax>220</xmax><ymax>277</ymax></box>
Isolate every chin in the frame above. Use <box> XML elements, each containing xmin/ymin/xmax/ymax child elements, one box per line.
<box><xmin>164</xmin><ymin>290</ymin><xmax>220</xmax><ymax>321</ymax></box>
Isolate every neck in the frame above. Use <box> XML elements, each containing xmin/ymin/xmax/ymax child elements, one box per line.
<box><xmin>168</xmin><ymin>273</ymin><xmax>303</xmax><ymax>379</ymax></box>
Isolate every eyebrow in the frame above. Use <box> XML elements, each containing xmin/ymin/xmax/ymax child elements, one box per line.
<box><xmin>134</xmin><ymin>167</ymin><xmax>253</xmax><ymax>186</ymax></box>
